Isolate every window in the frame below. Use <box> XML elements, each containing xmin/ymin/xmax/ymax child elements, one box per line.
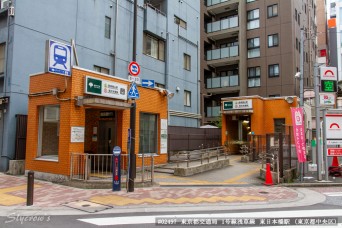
<box><xmin>268</xmin><ymin>64</ymin><xmax>279</xmax><ymax>77</ymax></box>
<box><xmin>267</xmin><ymin>4</ymin><xmax>278</xmax><ymax>18</ymax></box>
<box><xmin>139</xmin><ymin>113</ymin><xmax>158</xmax><ymax>154</ymax></box>
<box><xmin>295</xmin><ymin>9</ymin><xmax>297</xmax><ymax>21</ymax></box>
<box><xmin>143</xmin><ymin>33</ymin><xmax>165</xmax><ymax>61</ymax></box>
<box><xmin>174</xmin><ymin>16</ymin><xmax>187</xmax><ymax>29</ymax></box>
<box><xmin>248</xmin><ymin>67</ymin><xmax>261</xmax><ymax>87</ymax></box>
<box><xmin>184</xmin><ymin>90</ymin><xmax>191</xmax><ymax>107</ymax></box>
<box><xmin>298</xmin><ymin>13</ymin><xmax>300</xmax><ymax>26</ymax></box>
<box><xmin>247</xmin><ymin>9</ymin><xmax>260</xmax><ymax>30</ymax></box>
<box><xmin>247</xmin><ymin>37</ymin><xmax>260</xmax><ymax>58</ymax></box>
<box><xmin>37</xmin><ymin>105</ymin><xmax>60</xmax><ymax>159</ymax></box>
<box><xmin>105</xmin><ymin>16</ymin><xmax>111</xmax><ymax>39</ymax></box>
<box><xmin>0</xmin><ymin>43</ymin><xmax>5</xmax><ymax>74</ymax></box>
<box><xmin>94</xmin><ymin>65</ymin><xmax>110</xmax><ymax>75</ymax></box>
<box><xmin>268</xmin><ymin>34</ymin><xmax>279</xmax><ymax>47</ymax></box>
<box><xmin>246</xmin><ymin>0</ymin><xmax>256</xmax><ymax>2</ymax></box>
<box><xmin>184</xmin><ymin>54</ymin><xmax>191</xmax><ymax>71</ymax></box>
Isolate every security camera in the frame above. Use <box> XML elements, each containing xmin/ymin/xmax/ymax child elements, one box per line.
<box><xmin>295</xmin><ymin>72</ymin><xmax>301</xmax><ymax>78</ymax></box>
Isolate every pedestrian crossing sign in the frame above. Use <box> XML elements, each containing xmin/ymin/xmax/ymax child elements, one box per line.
<box><xmin>128</xmin><ymin>82</ymin><xmax>140</xmax><ymax>99</ymax></box>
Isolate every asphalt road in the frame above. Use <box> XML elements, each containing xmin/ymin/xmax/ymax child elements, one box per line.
<box><xmin>1</xmin><ymin>190</ymin><xmax>342</xmax><ymax>228</ymax></box>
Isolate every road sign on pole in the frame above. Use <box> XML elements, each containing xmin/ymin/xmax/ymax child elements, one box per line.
<box><xmin>141</xmin><ymin>79</ymin><xmax>155</xmax><ymax>88</ymax></box>
<box><xmin>128</xmin><ymin>61</ymin><xmax>140</xmax><ymax>76</ymax></box>
<box><xmin>128</xmin><ymin>83</ymin><xmax>140</xmax><ymax>99</ymax></box>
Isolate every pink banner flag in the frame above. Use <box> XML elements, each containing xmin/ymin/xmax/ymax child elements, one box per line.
<box><xmin>291</xmin><ymin>108</ymin><xmax>307</xmax><ymax>163</ymax></box>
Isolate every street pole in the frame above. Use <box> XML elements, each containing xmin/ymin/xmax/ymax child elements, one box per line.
<box><xmin>300</xmin><ymin>28</ymin><xmax>304</xmax><ymax>107</ymax></box>
<box><xmin>314</xmin><ymin>64</ymin><xmax>322</xmax><ymax>181</ymax></box>
<box><xmin>322</xmin><ymin>109</ymin><xmax>329</xmax><ymax>181</ymax></box>
<box><xmin>128</xmin><ymin>0</ymin><xmax>138</xmax><ymax>192</ymax></box>
<box><xmin>299</xmin><ymin>28</ymin><xmax>304</xmax><ymax>181</ymax></box>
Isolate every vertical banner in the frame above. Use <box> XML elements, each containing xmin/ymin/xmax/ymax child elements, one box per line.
<box><xmin>291</xmin><ymin>108</ymin><xmax>307</xmax><ymax>163</ymax></box>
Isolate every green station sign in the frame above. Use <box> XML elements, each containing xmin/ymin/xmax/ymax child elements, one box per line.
<box><xmin>86</xmin><ymin>77</ymin><xmax>102</xmax><ymax>94</ymax></box>
<box><xmin>223</xmin><ymin>101</ymin><xmax>233</xmax><ymax>110</ymax></box>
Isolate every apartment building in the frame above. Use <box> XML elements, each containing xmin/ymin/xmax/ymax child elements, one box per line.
<box><xmin>0</xmin><ymin>0</ymin><xmax>200</xmax><ymax>172</ymax></box>
<box><xmin>201</xmin><ymin>0</ymin><xmax>317</xmax><ymax>125</ymax></box>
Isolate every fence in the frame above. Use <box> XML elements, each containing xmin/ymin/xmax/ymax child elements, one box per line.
<box><xmin>168</xmin><ymin>126</ymin><xmax>222</xmax><ymax>157</ymax></box>
<box><xmin>70</xmin><ymin>153</ymin><xmax>154</xmax><ymax>185</ymax></box>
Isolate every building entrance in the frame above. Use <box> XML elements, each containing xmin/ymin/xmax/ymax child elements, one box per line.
<box><xmin>98</xmin><ymin>120</ymin><xmax>116</xmax><ymax>154</ymax></box>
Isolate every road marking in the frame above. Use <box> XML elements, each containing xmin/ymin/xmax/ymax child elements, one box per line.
<box><xmin>78</xmin><ymin>209</ymin><xmax>342</xmax><ymax>226</ymax></box>
<box><xmin>324</xmin><ymin>192</ymin><xmax>342</xmax><ymax>197</ymax></box>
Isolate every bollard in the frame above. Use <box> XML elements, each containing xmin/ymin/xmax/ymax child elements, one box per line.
<box><xmin>27</xmin><ymin>171</ymin><xmax>34</xmax><ymax>206</ymax></box>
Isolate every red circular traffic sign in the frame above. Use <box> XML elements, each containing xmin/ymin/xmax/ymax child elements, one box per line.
<box><xmin>128</xmin><ymin>61</ymin><xmax>140</xmax><ymax>76</ymax></box>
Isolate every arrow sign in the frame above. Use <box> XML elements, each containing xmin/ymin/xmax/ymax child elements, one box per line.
<box><xmin>141</xmin><ymin>79</ymin><xmax>155</xmax><ymax>88</ymax></box>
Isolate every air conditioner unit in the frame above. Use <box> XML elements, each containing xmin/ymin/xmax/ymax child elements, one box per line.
<box><xmin>8</xmin><ymin>6</ymin><xmax>14</xmax><ymax>16</ymax></box>
<box><xmin>1</xmin><ymin>0</ymin><xmax>9</xmax><ymax>9</ymax></box>
<box><xmin>44</xmin><ymin>106</ymin><xmax>59</xmax><ymax>122</ymax></box>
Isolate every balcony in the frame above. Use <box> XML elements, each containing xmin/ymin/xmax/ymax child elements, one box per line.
<box><xmin>206</xmin><ymin>106</ymin><xmax>221</xmax><ymax>117</ymax></box>
<box><xmin>206</xmin><ymin>46</ymin><xmax>239</xmax><ymax>67</ymax></box>
<box><xmin>206</xmin><ymin>75</ymin><xmax>239</xmax><ymax>89</ymax></box>
<box><xmin>207</xmin><ymin>16</ymin><xmax>239</xmax><ymax>40</ymax></box>
<box><xmin>144</xmin><ymin>3</ymin><xmax>167</xmax><ymax>39</ymax></box>
<box><xmin>207</xmin><ymin>0</ymin><xmax>239</xmax><ymax>15</ymax></box>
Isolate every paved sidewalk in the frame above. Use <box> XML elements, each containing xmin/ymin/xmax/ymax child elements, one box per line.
<box><xmin>0</xmin><ymin>172</ymin><xmax>324</xmax><ymax>216</ymax></box>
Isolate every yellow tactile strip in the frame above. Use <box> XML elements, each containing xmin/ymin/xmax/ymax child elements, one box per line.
<box><xmin>89</xmin><ymin>186</ymin><xmax>299</xmax><ymax>207</ymax></box>
<box><xmin>0</xmin><ymin>185</ymin><xmax>41</xmax><ymax>206</ymax></box>
<box><xmin>90</xmin><ymin>195</ymin><xmax>266</xmax><ymax>206</ymax></box>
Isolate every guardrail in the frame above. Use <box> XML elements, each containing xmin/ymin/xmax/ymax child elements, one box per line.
<box><xmin>170</xmin><ymin>146</ymin><xmax>228</xmax><ymax>168</ymax></box>
<box><xmin>70</xmin><ymin>153</ymin><xmax>154</xmax><ymax>184</ymax></box>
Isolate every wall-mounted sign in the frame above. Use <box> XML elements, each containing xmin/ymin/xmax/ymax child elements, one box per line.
<box><xmin>319</xmin><ymin>93</ymin><xmax>335</xmax><ymax>106</ymax></box>
<box><xmin>325</xmin><ymin>113</ymin><xmax>342</xmax><ymax>139</ymax></box>
<box><xmin>223</xmin><ymin>100</ymin><xmax>252</xmax><ymax>110</ymax></box>
<box><xmin>321</xmin><ymin>80</ymin><xmax>337</xmax><ymax>92</ymax></box>
<box><xmin>71</xmin><ymin>127</ymin><xmax>85</xmax><ymax>143</ymax></box>
<box><xmin>160</xmin><ymin>119</ymin><xmax>168</xmax><ymax>154</ymax></box>
<box><xmin>47</xmin><ymin>40</ymin><xmax>72</xmax><ymax>76</ymax></box>
<box><xmin>320</xmin><ymin>67</ymin><xmax>337</xmax><ymax>81</ymax></box>
<box><xmin>85</xmin><ymin>76</ymin><xmax>127</xmax><ymax>100</ymax></box>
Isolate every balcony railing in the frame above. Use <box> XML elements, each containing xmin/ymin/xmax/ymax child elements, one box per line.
<box><xmin>207</xmin><ymin>16</ymin><xmax>238</xmax><ymax>33</ymax></box>
<box><xmin>206</xmin><ymin>46</ymin><xmax>238</xmax><ymax>61</ymax></box>
<box><xmin>206</xmin><ymin>75</ymin><xmax>239</xmax><ymax>88</ymax></box>
<box><xmin>207</xmin><ymin>0</ymin><xmax>229</xmax><ymax>7</ymax></box>
<box><xmin>207</xmin><ymin>106</ymin><xmax>221</xmax><ymax>117</ymax></box>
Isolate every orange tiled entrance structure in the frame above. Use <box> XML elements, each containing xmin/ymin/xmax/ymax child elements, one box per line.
<box><xmin>25</xmin><ymin>67</ymin><xmax>168</xmax><ymax>177</ymax></box>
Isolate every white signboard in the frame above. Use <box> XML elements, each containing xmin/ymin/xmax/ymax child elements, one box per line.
<box><xmin>326</xmin><ymin>113</ymin><xmax>342</xmax><ymax>139</ymax></box>
<box><xmin>320</xmin><ymin>67</ymin><xmax>337</xmax><ymax>81</ymax></box>
<box><xmin>319</xmin><ymin>93</ymin><xmax>335</xmax><ymax>106</ymax></box>
<box><xmin>48</xmin><ymin>40</ymin><xmax>72</xmax><ymax>76</ymax></box>
<box><xmin>71</xmin><ymin>127</ymin><xmax>85</xmax><ymax>142</ymax></box>
<box><xmin>85</xmin><ymin>76</ymin><xmax>128</xmax><ymax>101</ymax></box>
<box><xmin>233</xmin><ymin>100</ymin><xmax>253</xmax><ymax>109</ymax></box>
<box><xmin>160</xmin><ymin>119</ymin><xmax>168</xmax><ymax>154</ymax></box>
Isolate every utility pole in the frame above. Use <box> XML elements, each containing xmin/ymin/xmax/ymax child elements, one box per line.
<box><xmin>299</xmin><ymin>28</ymin><xmax>304</xmax><ymax>182</ymax></box>
<box><xmin>300</xmin><ymin>28</ymin><xmax>304</xmax><ymax>107</ymax></box>
<box><xmin>314</xmin><ymin>63</ymin><xmax>322</xmax><ymax>181</ymax></box>
<box><xmin>128</xmin><ymin>0</ymin><xmax>137</xmax><ymax>192</ymax></box>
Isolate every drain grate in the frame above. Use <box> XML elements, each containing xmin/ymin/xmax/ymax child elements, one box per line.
<box><xmin>62</xmin><ymin>200</ymin><xmax>112</xmax><ymax>213</ymax></box>
<box><xmin>258</xmin><ymin>191</ymin><xmax>269</xmax><ymax>194</ymax></box>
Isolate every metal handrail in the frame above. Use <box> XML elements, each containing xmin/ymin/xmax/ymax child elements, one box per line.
<box><xmin>172</xmin><ymin>146</ymin><xmax>227</xmax><ymax>168</ymax></box>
